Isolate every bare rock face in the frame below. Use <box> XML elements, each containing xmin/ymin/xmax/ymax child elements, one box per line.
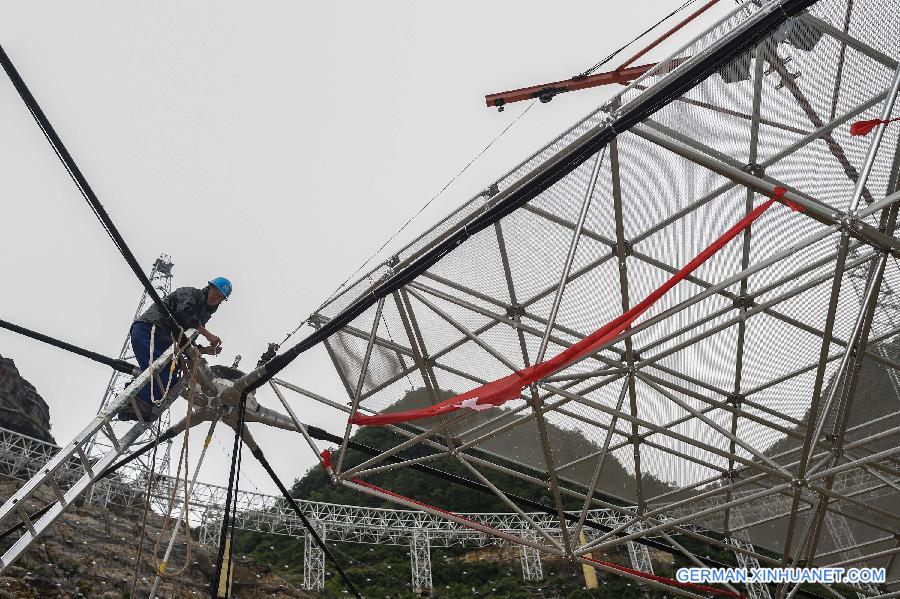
<box><xmin>0</xmin><ymin>356</ymin><xmax>54</xmax><ymax>444</ymax></box>
<box><xmin>0</xmin><ymin>478</ymin><xmax>310</xmax><ymax>598</ymax></box>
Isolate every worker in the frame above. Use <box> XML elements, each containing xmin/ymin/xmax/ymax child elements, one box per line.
<box><xmin>119</xmin><ymin>277</ymin><xmax>232</xmax><ymax>420</ymax></box>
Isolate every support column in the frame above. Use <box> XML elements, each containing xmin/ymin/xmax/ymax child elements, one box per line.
<box><xmin>606</xmin><ymin>512</ymin><xmax>655</xmax><ymax>597</ymax></box>
<box><xmin>728</xmin><ymin>509</ymin><xmax>773</xmax><ymax>599</ymax></box>
<box><xmin>622</xmin><ymin>518</ymin><xmax>655</xmax><ymax>599</ymax></box>
<box><xmin>519</xmin><ymin>530</ymin><xmax>544</xmax><ymax>582</ymax></box>
<box><xmin>624</xmin><ymin>519</ymin><xmax>655</xmax><ymax>576</ymax></box>
<box><xmin>303</xmin><ymin>524</ymin><xmax>326</xmax><ymax>591</ymax></box>
<box><xmin>410</xmin><ymin>531</ymin><xmax>433</xmax><ymax>595</ymax></box>
<box><xmin>824</xmin><ymin>513</ymin><xmax>881</xmax><ymax>598</ymax></box>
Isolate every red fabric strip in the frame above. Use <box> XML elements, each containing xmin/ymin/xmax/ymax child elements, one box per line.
<box><xmin>352</xmin><ymin>478</ymin><xmax>743</xmax><ymax>598</ymax></box>
<box><xmin>850</xmin><ymin>116</ymin><xmax>900</xmax><ymax>136</ymax></box>
<box><xmin>321</xmin><ymin>449</ymin><xmax>333</xmax><ymax>471</ymax></box>
<box><xmin>352</xmin><ymin>189</ymin><xmax>787</xmax><ymax>427</ymax></box>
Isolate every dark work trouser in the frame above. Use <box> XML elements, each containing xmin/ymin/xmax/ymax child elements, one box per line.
<box><xmin>130</xmin><ymin>321</ymin><xmax>179</xmax><ymax>404</ymax></box>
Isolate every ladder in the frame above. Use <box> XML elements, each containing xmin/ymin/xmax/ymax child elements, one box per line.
<box><xmin>0</xmin><ymin>329</ymin><xmax>197</xmax><ymax>571</ymax></box>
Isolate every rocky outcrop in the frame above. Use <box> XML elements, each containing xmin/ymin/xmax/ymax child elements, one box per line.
<box><xmin>0</xmin><ymin>477</ymin><xmax>310</xmax><ymax>598</ymax></box>
<box><xmin>0</xmin><ymin>356</ymin><xmax>54</xmax><ymax>444</ymax></box>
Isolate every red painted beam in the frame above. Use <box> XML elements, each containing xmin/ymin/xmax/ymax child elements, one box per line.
<box><xmin>484</xmin><ymin>60</ymin><xmax>682</xmax><ymax>109</ymax></box>
<box><xmin>617</xmin><ymin>0</ymin><xmax>722</xmax><ymax>70</ymax></box>
<box><xmin>485</xmin><ymin>0</ymin><xmax>720</xmax><ymax>109</ymax></box>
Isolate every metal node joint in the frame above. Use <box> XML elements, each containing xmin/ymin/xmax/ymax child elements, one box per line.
<box><xmin>484</xmin><ymin>182</ymin><xmax>500</xmax><ymax>198</ymax></box>
<box><xmin>741</xmin><ymin>162</ymin><xmax>765</xmax><ymax>177</ymax></box>
<box><xmin>505</xmin><ymin>303</ymin><xmax>525</xmax><ymax>319</ymax></box>
<box><xmin>732</xmin><ymin>295</ymin><xmax>755</xmax><ymax>311</ymax></box>
<box><xmin>720</xmin><ymin>469</ymin><xmax>741</xmax><ymax>482</ymax></box>
<box><xmin>726</xmin><ymin>393</ymin><xmax>744</xmax><ymax>407</ymax></box>
<box><xmin>840</xmin><ymin>216</ymin><xmax>860</xmax><ymax>233</ymax></box>
<box><xmin>611</xmin><ymin>240</ymin><xmax>633</xmax><ymax>258</ymax></box>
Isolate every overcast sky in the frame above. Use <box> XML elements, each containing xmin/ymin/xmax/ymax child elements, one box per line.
<box><xmin>0</xmin><ymin>1</ymin><xmax>734</xmax><ymax>498</ymax></box>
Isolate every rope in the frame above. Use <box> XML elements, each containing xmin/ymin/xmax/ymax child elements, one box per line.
<box><xmin>0</xmin><ymin>317</ymin><xmax>136</xmax><ymax>374</ymax></box>
<box><xmin>279</xmin><ymin>100</ymin><xmax>536</xmax><ymax>346</ymax></box>
<box><xmin>128</xmin><ymin>325</ymin><xmax>187</xmax><ymax>597</ymax></box>
<box><xmin>128</xmin><ymin>414</ymin><xmax>163</xmax><ymax>599</ymax></box>
<box><xmin>128</xmin><ymin>327</ymin><xmax>166</xmax><ymax>598</ymax></box>
<box><xmin>223</xmin><ymin>426</ymin><xmax>247</xmax><ymax>598</ymax></box>
<box><xmin>151</xmin><ymin>351</ymin><xmax>200</xmax><ymax>579</ymax></box>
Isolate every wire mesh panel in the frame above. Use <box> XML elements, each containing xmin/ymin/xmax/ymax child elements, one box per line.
<box><xmin>311</xmin><ymin>0</ymin><xmax>900</xmax><ymax>593</ymax></box>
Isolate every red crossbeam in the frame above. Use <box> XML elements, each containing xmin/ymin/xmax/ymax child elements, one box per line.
<box><xmin>484</xmin><ymin>0</ymin><xmax>722</xmax><ymax>109</ymax></box>
<box><xmin>484</xmin><ymin>62</ymin><xmax>659</xmax><ymax>109</ymax></box>
<box><xmin>351</xmin><ymin>478</ymin><xmax>744</xmax><ymax>598</ymax></box>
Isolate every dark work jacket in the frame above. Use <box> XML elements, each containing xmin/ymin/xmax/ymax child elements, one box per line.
<box><xmin>136</xmin><ymin>286</ymin><xmax>218</xmax><ymax>335</ymax></box>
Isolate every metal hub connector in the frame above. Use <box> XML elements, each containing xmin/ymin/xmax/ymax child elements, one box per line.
<box><xmin>505</xmin><ymin>303</ymin><xmax>525</xmax><ymax>319</ymax></box>
<box><xmin>611</xmin><ymin>240</ymin><xmax>633</xmax><ymax>257</ymax></box>
<box><xmin>741</xmin><ymin>162</ymin><xmax>765</xmax><ymax>177</ymax></box>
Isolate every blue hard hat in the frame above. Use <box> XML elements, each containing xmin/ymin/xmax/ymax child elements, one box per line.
<box><xmin>208</xmin><ymin>277</ymin><xmax>232</xmax><ymax>299</ymax></box>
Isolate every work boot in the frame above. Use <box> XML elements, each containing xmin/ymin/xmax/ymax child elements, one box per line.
<box><xmin>117</xmin><ymin>400</ymin><xmax>157</xmax><ymax>422</ymax></box>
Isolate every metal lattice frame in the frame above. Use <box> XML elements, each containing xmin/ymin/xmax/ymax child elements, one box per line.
<box><xmin>0</xmin><ymin>424</ymin><xmax>687</xmax><ymax>593</ymax></box>
<box><xmin>304</xmin><ymin>1</ymin><xmax>900</xmax><ymax>596</ymax></box>
<box><xmin>92</xmin><ymin>254</ymin><xmax>176</xmax><ymax>475</ymax></box>
<box><xmin>410</xmin><ymin>530</ymin><xmax>432</xmax><ymax>594</ymax></box>
<box><xmin>519</xmin><ymin>530</ymin><xmax>544</xmax><ymax>582</ymax></box>
<box><xmin>303</xmin><ymin>524</ymin><xmax>326</xmax><ymax>591</ymax></box>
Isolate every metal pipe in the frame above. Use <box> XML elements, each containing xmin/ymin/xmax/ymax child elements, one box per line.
<box><xmin>268</xmin><ymin>381</ymin><xmax>322</xmax><ymax>461</ymax></box>
<box><xmin>572</xmin><ymin>379</ymin><xmax>629</xmax><ymax>543</ymax></box>
<box><xmin>849</xmin><ymin>62</ymin><xmax>900</xmax><ymax>211</ymax></box>
<box><xmin>335</xmin><ymin>297</ymin><xmax>385</xmax><ymax>475</ymax></box>
<box><xmin>535</xmin><ymin>149</ymin><xmax>605</xmax><ymax>364</ymax></box>
<box><xmin>454</xmin><ymin>455</ymin><xmax>563</xmax><ymax>550</ymax></box>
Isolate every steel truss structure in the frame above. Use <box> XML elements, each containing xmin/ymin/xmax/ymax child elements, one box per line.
<box><xmin>0</xmin><ymin>424</ymin><xmax>680</xmax><ymax>594</ymax></box>
<box><xmin>2</xmin><ymin>0</ymin><xmax>900</xmax><ymax>597</ymax></box>
<box><xmin>304</xmin><ymin>0</ymin><xmax>900</xmax><ymax>596</ymax></box>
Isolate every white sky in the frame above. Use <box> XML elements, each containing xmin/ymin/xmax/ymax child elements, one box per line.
<box><xmin>0</xmin><ymin>1</ymin><xmax>734</xmax><ymax>497</ymax></box>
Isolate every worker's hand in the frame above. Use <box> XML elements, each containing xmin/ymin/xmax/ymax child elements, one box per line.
<box><xmin>204</xmin><ymin>332</ymin><xmax>222</xmax><ymax>349</ymax></box>
<box><xmin>199</xmin><ymin>344</ymin><xmax>222</xmax><ymax>356</ymax></box>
